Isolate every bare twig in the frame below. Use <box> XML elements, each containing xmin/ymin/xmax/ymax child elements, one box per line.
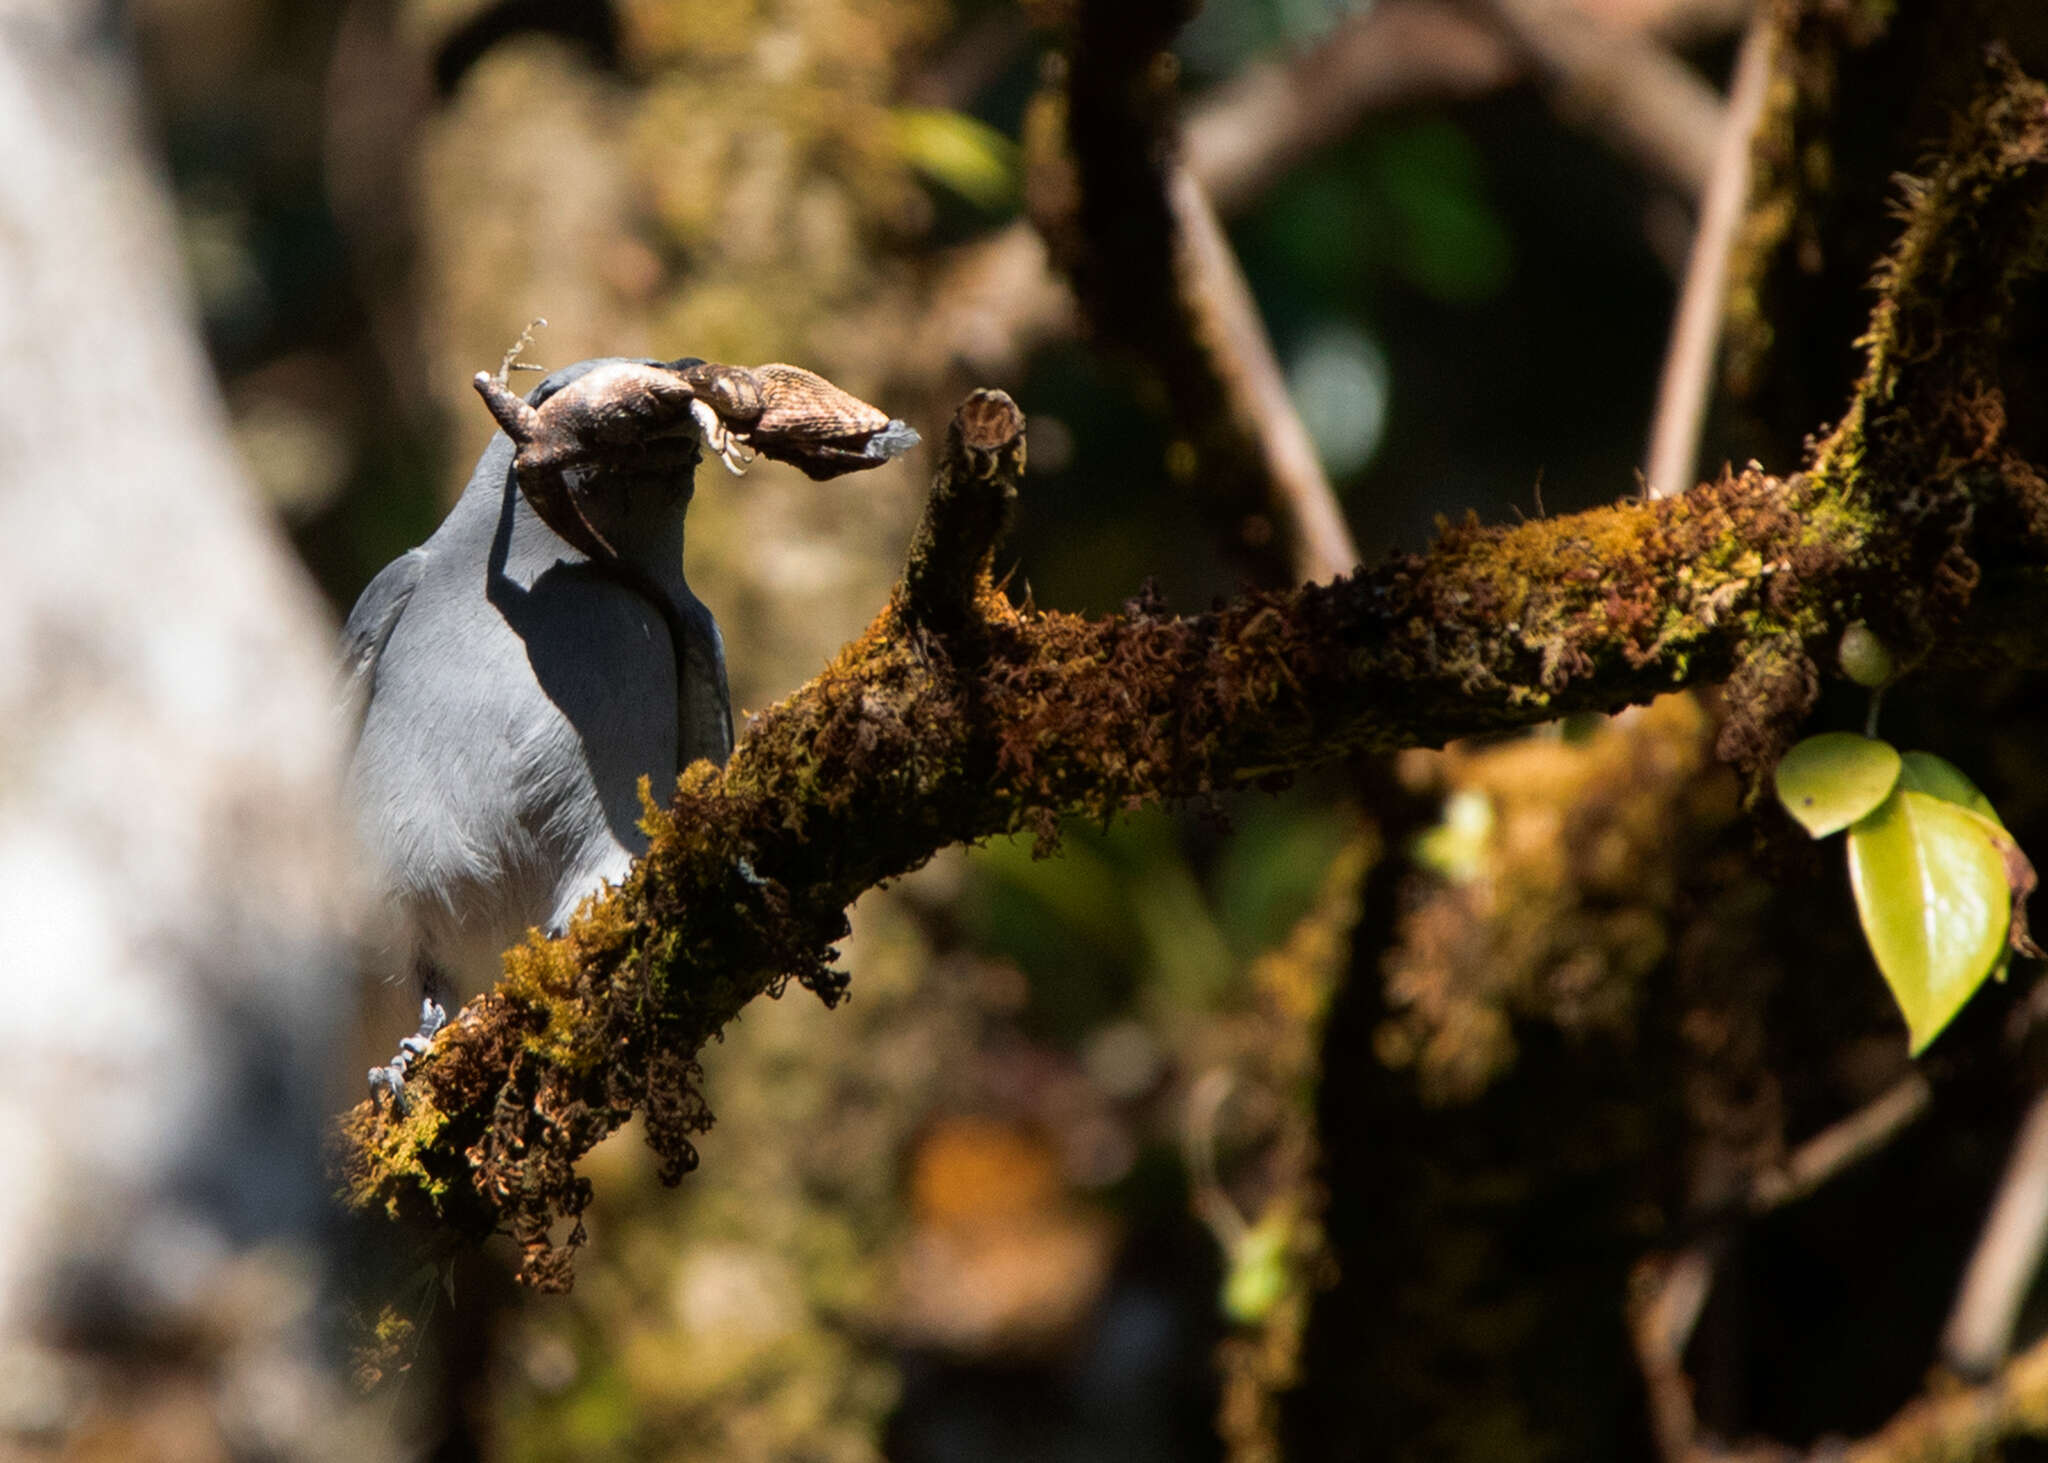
<box><xmin>1185</xmin><ymin>1</ymin><xmax>1518</xmax><ymax>216</ymax></box>
<box><xmin>1667</xmin><ymin>1090</ymin><xmax>2048</xmax><ymax>1460</ymax></box>
<box><xmin>1630</xmin><ymin>1248</ymin><xmax>1719</xmax><ymax>1463</ymax></box>
<box><xmin>1646</xmin><ymin>8</ymin><xmax>1775</xmax><ymax>500</ymax></box>
<box><xmin>1749</xmin><ymin>1072</ymin><xmax>1931</xmax><ymax>1214</ymax></box>
<box><xmin>1942</xmin><ymin>1087</ymin><xmax>2048</xmax><ymax>1378</ymax></box>
<box><xmin>1028</xmin><ymin>2</ymin><xmax>1355</xmax><ymax>582</ymax></box>
<box><xmin>924</xmin><ymin>0</ymin><xmax>1735</xmax><ymax>409</ymax></box>
<box><xmin>1628</xmin><ymin>1074</ymin><xmax>1932</xmax><ymax>1463</ymax></box>
<box><xmin>918</xmin><ymin>3</ymin><xmax>1515</xmax><ymax>399</ymax></box>
<box><xmin>1168</xmin><ymin>161</ymin><xmax>1362</xmax><ymax>580</ymax></box>
<box><xmin>1477</xmin><ymin>0</ymin><xmax>1729</xmax><ymax>199</ymax></box>
<box><xmin>1183</xmin><ymin>1068</ymin><xmax>1251</xmax><ymax>1252</ymax></box>
<box><xmin>1187</xmin><ymin>0</ymin><xmax>1749</xmax><ymax>218</ymax></box>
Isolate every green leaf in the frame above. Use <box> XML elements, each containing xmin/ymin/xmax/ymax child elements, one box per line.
<box><xmin>1893</xmin><ymin>754</ymin><xmax>2041</xmax><ymax>962</ymax></box>
<box><xmin>891</xmin><ymin>107</ymin><xmax>1020</xmax><ymax>210</ymax></box>
<box><xmin>1898</xmin><ymin>751</ymin><xmax>2001</xmax><ymax>824</ymax></box>
<box><xmin>1775</xmin><ymin>733</ymin><xmax>1903</xmax><ymax>838</ymax></box>
<box><xmin>1221</xmin><ymin>1212</ymin><xmax>1293</xmax><ymax>1325</ymax></box>
<box><xmin>1847</xmin><ymin>790</ymin><xmax>2011</xmax><ymax>1054</ymax></box>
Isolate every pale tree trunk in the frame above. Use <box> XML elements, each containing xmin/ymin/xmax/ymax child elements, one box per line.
<box><xmin>0</xmin><ymin>3</ymin><xmax>388</xmax><ymax>1455</ymax></box>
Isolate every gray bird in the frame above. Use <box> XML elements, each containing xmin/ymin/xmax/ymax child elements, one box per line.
<box><xmin>342</xmin><ymin>354</ymin><xmax>914</xmax><ymax>1101</ymax></box>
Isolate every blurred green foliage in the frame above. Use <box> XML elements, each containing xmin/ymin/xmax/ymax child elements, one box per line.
<box><xmin>964</xmin><ymin>796</ymin><xmax>1358</xmax><ymax>1044</ymax></box>
<box><xmin>893</xmin><ymin>105</ymin><xmax>1024</xmax><ymax>210</ymax></box>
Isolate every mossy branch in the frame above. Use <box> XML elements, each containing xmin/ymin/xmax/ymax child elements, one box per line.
<box><xmin>901</xmin><ymin>388</ymin><xmax>1025</xmax><ymax>639</ymax></box>
<box><xmin>341</xmin><ymin>57</ymin><xmax>2048</xmax><ymax>1289</ymax></box>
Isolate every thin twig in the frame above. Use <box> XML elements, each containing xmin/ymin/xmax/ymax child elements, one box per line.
<box><xmin>1478</xmin><ymin>0</ymin><xmax>1729</xmax><ymax>198</ymax></box>
<box><xmin>1748</xmin><ymin>1072</ymin><xmax>1931</xmax><ymax>1214</ymax></box>
<box><xmin>1630</xmin><ymin>1247</ymin><xmax>1719</xmax><ymax>1463</ymax></box>
<box><xmin>1183</xmin><ymin>1068</ymin><xmax>1251</xmax><ymax>1252</ymax></box>
<box><xmin>1168</xmin><ymin>161</ymin><xmax>1361</xmax><ymax>580</ymax></box>
<box><xmin>1185</xmin><ymin>1</ymin><xmax>1517</xmax><ymax>216</ymax></box>
<box><xmin>1031</xmin><ymin>2</ymin><xmax>1357</xmax><ymax>583</ymax></box>
<box><xmin>1645</xmin><ymin>8</ymin><xmax>1775</xmax><ymax>500</ymax></box>
<box><xmin>1629</xmin><ymin>1074</ymin><xmax>1933</xmax><ymax>1463</ymax></box>
<box><xmin>1942</xmin><ymin>1087</ymin><xmax>2048</xmax><ymax>1378</ymax></box>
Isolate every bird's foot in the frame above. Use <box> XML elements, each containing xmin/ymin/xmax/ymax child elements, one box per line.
<box><xmin>367</xmin><ymin>997</ymin><xmax>449</xmax><ymax>1113</ymax></box>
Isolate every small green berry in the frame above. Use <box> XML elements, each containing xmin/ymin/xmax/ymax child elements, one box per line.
<box><xmin>1839</xmin><ymin>622</ymin><xmax>1894</xmax><ymax>688</ymax></box>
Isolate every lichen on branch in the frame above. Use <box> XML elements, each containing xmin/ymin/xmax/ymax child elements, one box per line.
<box><xmin>342</xmin><ymin>57</ymin><xmax>2048</xmax><ymax>1290</ymax></box>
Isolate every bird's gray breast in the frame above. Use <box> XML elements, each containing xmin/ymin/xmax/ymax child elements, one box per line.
<box><xmin>490</xmin><ymin>559</ymin><xmax>684</xmax><ymax>844</ymax></box>
<box><xmin>346</xmin><ymin>545</ymin><xmax>684</xmax><ymax>991</ymax></box>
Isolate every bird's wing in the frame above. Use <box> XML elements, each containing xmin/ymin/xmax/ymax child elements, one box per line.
<box><xmin>678</xmin><ymin>595</ymin><xmax>734</xmax><ymax>766</ymax></box>
<box><xmin>337</xmin><ymin>549</ymin><xmax>427</xmax><ymax>743</ymax></box>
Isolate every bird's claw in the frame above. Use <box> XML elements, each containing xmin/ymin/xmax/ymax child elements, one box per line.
<box><xmin>367</xmin><ymin>1063</ymin><xmax>408</xmax><ymax>1112</ymax></box>
<box><xmin>368</xmin><ymin>998</ymin><xmax>449</xmax><ymax>1113</ymax></box>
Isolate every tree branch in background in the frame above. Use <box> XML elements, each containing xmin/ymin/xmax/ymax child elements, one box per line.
<box><xmin>1645</xmin><ymin>8</ymin><xmax>1776</xmax><ymax>500</ymax></box>
<box><xmin>1747</xmin><ymin>1072</ymin><xmax>1932</xmax><ymax>1215</ymax></box>
<box><xmin>1941</xmin><ymin>1087</ymin><xmax>2048</xmax><ymax>1377</ymax></box>
<box><xmin>1187</xmin><ymin>0</ymin><xmax>1740</xmax><ymax>217</ymax></box>
<box><xmin>1632</xmin><ymin>1072</ymin><xmax>1933</xmax><ymax>1463</ymax></box>
<box><xmin>1183</xmin><ymin>0</ymin><xmax>1519</xmax><ymax>216</ymax></box>
<box><xmin>922</xmin><ymin>0</ymin><xmax>1739</xmax><ymax>472</ymax></box>
<box><xmin>1027</xmin><ymin>0</ymin><xmax>1356</xmax><ymax>582</ymax></box>
<box><xmin>1477</xmin><ymin>0</ymin><xmax>1728</xmax><ymax>198</ymax></box>
<box><xmin>1643</xmin><ymin>1284</ymin><xmax>2048</xmax><ymax>1462</ymax></box>
<box><xmin>1167</xmin><ymin>161</ymin><xmax>1362</xmax><ymax>580</ymax></box>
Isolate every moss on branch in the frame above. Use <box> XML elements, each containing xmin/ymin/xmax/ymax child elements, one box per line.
<box><xmin>341</xmin><ymin>55</ymin><xmax>2048</xmax><ymax>1289</ymax></box>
